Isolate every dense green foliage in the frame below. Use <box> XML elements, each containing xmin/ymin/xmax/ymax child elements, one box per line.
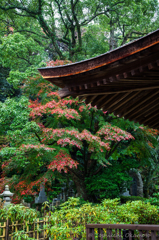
<box><xmin>85</xmin><ymin>157</ymin><xmax>139</xmax><ymax>200</ymax></box>
<box><xmin>1</xmin><ymin>198</ymin><xmax>159</xmax><ymax>239</ymax></box>
<box><xmin>0</xmin><ymin>203</ymin><xmax>39</xmax><ymax>222</ymax></box>
<box><xmin>145</xmin><ymin>192</ymin><xmax>159</xmax><ymax>206</ymax></box>
<box><xmin>0</xmin><ymin>0</ymin><xmax>158</xmax><ymax>61</ymax></box>
<box><xmin>43</xmin><ymin>198</ymin><xmax>159</xmax><ymax>239</ymax></box>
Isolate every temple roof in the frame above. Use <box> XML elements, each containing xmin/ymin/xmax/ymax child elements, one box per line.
<box><xmin>38</xmin><ymin>29</ymin><xmax>159</xmax><ymax>129</ymax></box>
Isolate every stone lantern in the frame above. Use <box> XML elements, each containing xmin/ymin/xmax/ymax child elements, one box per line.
<box><xmin>0</xmin><ymin>185</ymin><xmax>14</xmax><ymax>207</ymax></box>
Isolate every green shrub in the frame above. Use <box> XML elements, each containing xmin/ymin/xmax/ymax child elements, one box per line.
<box><xmin>145</xmin><ymin>192</ymin><xmax>159</xmax><ymax>206</ymax></box>
<box><xmin>1</xmin><ymin>198</ymin><xmax>159</xmax><ymax>240</ymax></box>
<box><xmin>45</xmin><ymin>198</ymin><xmax>116</xmax><ymax>240</ymax></box>
<box><xmin>0</xmin><ymin>204</ymin><xmax>39</xmax><ymax>223</ymax></box>
<box><xmin>117</xmin><ymin>201</ymin><xmax>159</xmax><ymax>224</ymax></box>
<box><xmin>44</xmin><ymin>197</ymin><xmax>159</xmax><ymax>240</ymax></box>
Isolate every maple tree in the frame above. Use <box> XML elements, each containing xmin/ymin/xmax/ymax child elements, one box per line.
<box><xmin>0</xmin><ymin>60</ymin><xmax>158</xmax><ymax>202</ymax></box>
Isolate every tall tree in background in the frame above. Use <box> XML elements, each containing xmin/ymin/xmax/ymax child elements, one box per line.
<box><xmin>98</xmin><ymin>0</ymin><xmax>158</xmax><ymax>50</ymax></box>
<box><xmin>0</xmin><ymin>0</ymin><xmax>158</xmax><ymax>61</ymax></box>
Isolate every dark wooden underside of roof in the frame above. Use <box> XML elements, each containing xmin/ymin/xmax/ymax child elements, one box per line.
<box><xmin>38</xmin><ymin>29</ymin><xmax>159</xmax><ymax>130</ymax></box>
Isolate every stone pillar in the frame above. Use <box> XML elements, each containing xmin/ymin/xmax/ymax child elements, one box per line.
<box><xmin>129</xmin><ymin>169</ymin><xmax>143</xmax><ymax>197</ymax></box>
<box><xmin>35</xmin><ymin>184</ymin><xmax>48</xmax><ymax>204</ymax></box>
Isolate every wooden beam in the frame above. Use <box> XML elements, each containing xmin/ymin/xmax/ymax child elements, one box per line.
<box><xmin>120</xmin><ymin>79</ymin><xmax>159</xmax><ymax>82</ymax></box>
<box><xmin>79</xmin><ymin>86</ymin><xmax>159</xmax><ymax>97</ymax></box>
<box><xmin>79</xmin><ymin>85</ymin><xmax>84</xmax><ymax>90</ymax></box>
<box><xmin>92</xmin><ymin>95</ymin><xmax>109</xmax><ymax>107</ymax></box>
<box><xmin>122</xmin><ymin>90</ymin><xmax>159</xmax><ymax>117</ymax></box>
<box><xmin>114</xmin><ymin>91</ymin><xmax>147</xmax><ymax>117</ymax></box>
<box><xmin>115</xmin><ymin>74</ymin><xmax>123</xmax><ymax>80</ymax></box>
<box><xmin>110</xmin><ymin>91</ymin><xmax>140</xmax><ymax>113</ymax></box>
<box><xmin>61</xmin><ymin>57</ymin><xmax>159</xmax><ymax>89</ymax></box>
<box><xmin>98</xmin><ymin>94</ymin><xmax>119</xmax><ymax>109</ymax></box>
<box><xmin>103</xmin><ymin>93</ymin><xmax>127</xmax><ymax>111</ymax></box>
<box><xmin>129</xmin><ymin>97</ymin><xmax>159</xmax><ymax>121</ymax></box>
<box><xmin>103</xmin><ymin>92</ymin><xmax>131</xmax><ymax>112</ymax></box>
<box><xmin>79</xmin><ymin>96</ymin><xmax>86</xmax><ymax>101</ymax></box>
<box><xmin>139</xmin><ymin>66</ymin><xmax>144</xmax><ymax>72</ymax></box>
<box><xmin>102</xmin><ymin>79</ymin><xmax>107</xmax><ymax>84</ymax></box>
<box><xmin>142</xmin><ymin>111</ymin><xmax>159</xmax><ymax>124</ymax></box>
<box><xmin>141</xmin><ymin>71</ymin><xmax>159</xmax><ymax>77</ymax></box>
<box><xmin>97</xmin><ymin>81</ymin><xmax>101</xmax><ymax>86</ymax></box>
<box><xmin>90</xmin><ymin>82</ymin><xmax>96</xmax><ymax>88</ymax></box>
<box><xmin>109</xmin><ymin>76</ymin><xmax>119</xmax><ymax>82</ymax></box>
<box><xmin>85</xmin><ymin>95</ymin><xmax>96</xmax><ymax>104</ymax></box>
<box><xmin>150</xmin><ymin>121</ymin><xmax>159</xmax><ymax>128</ymax></box>
<box><xmin>91</xmin><ymin>95</ymin><xmax>103</xmax><ymax>107</ymax></box>
<box><xmin>142</xmin><ymin>116</ymin><xmax>159</xmax><ymax>127</ymax></box>
<box><xmin>144</xmin><ymin>116</ymin><xmax>159</xmax><ymax>127</ymax></box>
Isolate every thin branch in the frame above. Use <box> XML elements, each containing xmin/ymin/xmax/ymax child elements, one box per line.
<box><xmin>34</xmin><ymin>132</ymin><xmax>42</xmax><ymax>143</ymax></box>
<box><xmin>11</xmin><ymin>11</ymin><xmax>37</xmax><ymax>18</ymax></box>
<box><xmin>0</xmin><ymin>4</ymin><xmax>39</xmax><ymax>16</ymax></box>
<box><xmin>93</xmin><ymin>165</ymin><xmax>103</xmax><ymax>175</ymax></box>
<box><xmin>73</xmin><ymin>0</ymin><xmax>79</xmax><ymax>8</ymax></box>
<box><xmin>16</xmin><ymin>54</ymin><xmax>32</xmax><ymax>65</ymax></box>
<box><xmin>93</xmin><ymin>141</ymin><xmax>122</xmax><ymax>175</ymax></box>
<box><xmin>112</xmin><ymin>1</ymin><xmax>125</xmax><ymax>7</ymax></box>
<box><xmin>121</xmin><ymin>31</ymin><xmax>147</xmax><ymax>45</ymax></box>
<box><xmin>54</xmin><ymin>0</ymin><xmax>68</xmax><ymax>29</ymax></box>
<box><xmin>58</xmin><ymin>37</ymin><xmax>70</xmax><ymax>45</ymax></box>
<box><xmin>14</xmin><ymin>30</ymin><xmax>48</xmax><ymax>39</ymax></box>
<box><xmin>106</xmin><ymin>141</ymin><xmax>121</xmax><ymax>159</ymax></box>
<box><xmin>81</xmin><ymin>11</ymin><xmax>106</xmax><ymax>26</ymax></box>
<box><xmin>47</xmin><ymin>141</ymin><xmax>56</xmax><ymax>145</ymax></box>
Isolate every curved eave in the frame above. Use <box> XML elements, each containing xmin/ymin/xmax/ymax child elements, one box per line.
<box><xmin>38</xmin><ymin>28</ymin><xmax>159</xmax><ymax>83</ymax></box>
<box><xmin>38</xmin><ymin>29</ymin><xmax>159</xmax><ymax>130</ymax></box>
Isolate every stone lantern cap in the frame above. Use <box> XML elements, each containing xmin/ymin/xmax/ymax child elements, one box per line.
<box><xmin>0</xmin><ymin>185</ymin><xmax>14</xmax><ymax>197</ymax></box>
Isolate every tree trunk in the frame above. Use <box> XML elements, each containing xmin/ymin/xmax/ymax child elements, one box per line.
<box><xmin>70</xmin><ymin>173</ymin><xmax>88</xmax><ymax>200</ymax></box>
<box><xmin>109</xmin><ymin>20</ymin><xmax>115</xmax><ymax>51</ymax></box>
